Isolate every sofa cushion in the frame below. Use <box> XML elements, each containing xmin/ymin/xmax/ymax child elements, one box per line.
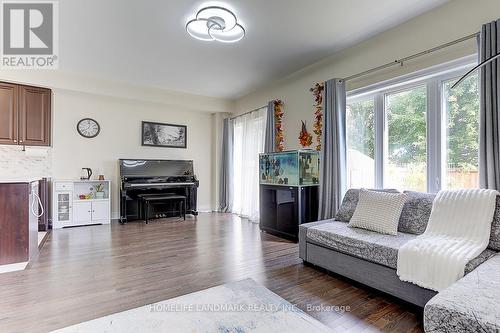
<box><xmin>349</xmin><ymin>189</ymin><xmax>407</xmax><ymax>235</ymax></box>
<box><xmin>489</xmin><ymin>196</ymin><xmax>500</xmax><ymax>251</ymax></box>
<box><xmin>396</xmin><ymin>193</ymin><xmax>500</xmax><ymax>249</ymax></box>
<box><xmin>307</xmin><ymin>220</ymin><xmax>416</xmax><ymax>268</ymax></box>
<box><xmin>424</xmin><ymin>254</ymin><xmax>500</xmax><ymax>333</ymax></box>
<box><xmin>335</xmin><ymin>188</ymin><xmax>399</xmax><ymax>222</ymax></box>
<box><xmin>398</xmin><ymin>191</ymin><xmax>436</xmax><ymax>235</ymax></box>
<box><xmin>397</xmin><ymin>192</ymin><xmax>500</xmax><ymax>246</ymax></box>
<box><xmin>337</xmin><ymin>190</ymin><xmax>500</xmax><ymax>248</ymax></box>
<box><xmin>464</xmin><ymin>249</ymin><xmax>497</xmax><ymax>274</ymax></box>
<box><xmin>306</xmin><ymin>221</ymin><xmax>497</xmax><ymax>274</ymax></box>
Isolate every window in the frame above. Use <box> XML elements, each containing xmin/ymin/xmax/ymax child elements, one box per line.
<box><xmin>346</xmin><ymin>98</ymin><xmax>375</xmax><ymax>188</ymax></box>
<box><xmin>385</xmin><ymin>86</ymin><xmax>427</xmax><ymax>191</ymax></box>
<box><xmin>443</xmin><ymin>72</ymin><xmax>479</xmax><ymax>189</ymax></box>
<box><xmin>346</xmin><ymin>58</ymin><xmax>480</xmax><ymax>192</ymax></box>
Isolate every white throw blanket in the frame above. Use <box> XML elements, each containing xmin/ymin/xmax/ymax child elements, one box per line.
<box><xmin>397</xmin><ymin>189</ymin><xmax>498</xmax><ymax>291</ymax></box>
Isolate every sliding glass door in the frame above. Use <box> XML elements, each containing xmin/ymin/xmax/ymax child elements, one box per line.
<box><xmin>231</xmin><ymin>108</ymin><xmax>266</xmax><ymax>221</ymax></box>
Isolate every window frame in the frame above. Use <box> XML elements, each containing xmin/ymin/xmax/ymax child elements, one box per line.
<box><xmin>346</xmin><ymin>55</ymin><xmax>478</xmax><ymax>193</ymax></box>
<box><xmin>345</xmin><ymin>96</ymin><xmax>377</xmax><ymax>189</ymax></box>
<box><xmin>384</xmin><ymin>83</ymin><xmax>428</xmax><ymax>192</ymax></box>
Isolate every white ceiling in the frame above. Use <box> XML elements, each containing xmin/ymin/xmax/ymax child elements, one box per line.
<box><xmin>60</xmin><ymin>0</ymin><xmax>450</xmax><ymax>99</ymax></box>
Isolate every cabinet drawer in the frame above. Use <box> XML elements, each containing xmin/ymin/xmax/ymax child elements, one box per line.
<box><xmin>54</xmin><ymin>182</ymin><xmax>73</xmax><ymax>191</ymax></box>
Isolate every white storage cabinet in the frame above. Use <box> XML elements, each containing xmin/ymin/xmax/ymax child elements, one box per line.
<box><xmin>52</xmin><ymin>180</ymin><xmax>111</xmax><ymax>228</ymax></box>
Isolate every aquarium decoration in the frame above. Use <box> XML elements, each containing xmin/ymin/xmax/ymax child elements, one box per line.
<box><xmin>259</xmin><ymin>150</ymin><xmax>320</xmax><ymax>186</ymax></box>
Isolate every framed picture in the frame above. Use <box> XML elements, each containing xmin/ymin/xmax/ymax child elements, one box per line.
<box><xmin>142</xmin><ymin>121</ymin><xmax>187</xmax><ymax>148</ymax></box>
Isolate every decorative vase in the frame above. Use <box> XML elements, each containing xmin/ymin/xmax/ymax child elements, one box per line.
<box><xmin>95</xmin><ymin>191</ymin><xmax>105</xmax><ymax>199</ymax></box>
<box><xmin>298</xmin><ymin>121</ymin><xmax>313</xmax><ymax>148</ymax></box>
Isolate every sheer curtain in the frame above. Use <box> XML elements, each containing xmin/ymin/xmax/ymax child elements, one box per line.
<box><xmin>232</xmin><ymin>107</ymin><xmax>267</xmax><ymax>221</ymax></box>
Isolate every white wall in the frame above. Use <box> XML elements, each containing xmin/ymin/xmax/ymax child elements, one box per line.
<box><xmin>235</xmin><ymin>0</ymin><xmax>500</xmax><ymax>150</ymax></box>
<box><xmin>0</xmin><ymin>72</ymin><xmax>231</xmax><ymax>218</ymax></box>
<box><xmin>0</xmin><ymin>70</ymin><xmax>231</xmax><ymax>114</ymax></box>
<box><xmin>52</xmin><ymin>89</ymin><xmax>216</xmax><ymax>217</ymax></box>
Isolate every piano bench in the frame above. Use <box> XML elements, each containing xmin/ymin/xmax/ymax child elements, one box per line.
<box><xmin>141</xmin><ymin>195</ymin><xmax>186</xmax><ymax>224</ymax></box>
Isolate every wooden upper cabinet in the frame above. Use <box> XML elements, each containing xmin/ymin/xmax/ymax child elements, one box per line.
<box><xmin>0</xmin><ymin>82</ymin><xmax>51</xmax><ymax>146</ymax></box>
<box><xmin>18</xmin><ymin>86</ymin><xmax>51</xmax><ymax>146</ymax></box>
<box><xmin>0</xmin><ymin>83</ymin><xmax>18</xmax><ymax>145</ymax></box>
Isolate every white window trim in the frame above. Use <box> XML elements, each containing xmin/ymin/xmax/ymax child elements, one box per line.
<box><xmin>346</xmin><ymin>55</ymin><xmax>477</xmax><ymax>192</ymax></box>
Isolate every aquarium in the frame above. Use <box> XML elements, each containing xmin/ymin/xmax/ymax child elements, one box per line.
<box><xmin>259</xmin><ymin>150</ymin><xmax>320</xmax><ymax>186</ymax></box>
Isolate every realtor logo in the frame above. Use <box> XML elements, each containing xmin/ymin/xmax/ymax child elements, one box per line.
<box><xmin>1</xmin><ymin>1</ymin><xmax>58</xmax><ymax>68</ymax></box>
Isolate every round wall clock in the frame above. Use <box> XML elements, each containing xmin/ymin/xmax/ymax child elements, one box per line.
<box><xmin>77</xmin><ymin>118</ymin><xmax>100</xmax><ymax>138</ymax></box>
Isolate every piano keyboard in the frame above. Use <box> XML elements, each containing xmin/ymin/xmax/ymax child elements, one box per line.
<box><xmin>127</xmin><ymin>182</ymin><xmax>195</xmax><ymax>187</ymax></box>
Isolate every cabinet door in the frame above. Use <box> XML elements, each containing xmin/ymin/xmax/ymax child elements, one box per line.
<box><xmin>55</xmin><ymin>191</ymin><xmax>72</xmax><ymax>224</ymax></box>
<box><xmin>91</xmin><ymin>201</ymin><xmax>109</xmax><ymax>221</ymax></box>
<box><xmin>73</xmin><ymin>201</ymin><xmax>92</xmax><ymax>223</ymax></box>
<box><xmin>0</xmin><ymin>82</ymin><xmax>18</xmax><ymax>145</ymax></box>
<box><xmin>276</xmin><ymin>187</ymin><xmax>298</xmax><ymax>236</ymax></box>
<box><xmin>260</xmin><ymin>186</ymin><xmax>278</xmax><ymax>230</ymax></box>
<box><xmin>0</xmin><ymin>183</ymin><xmax>29</xmax><ymax>265</ymax></box>
<box><xmin>18</xmin><ymin>86</ymin><xmax>51</xmax><ymax>146</ymax></box>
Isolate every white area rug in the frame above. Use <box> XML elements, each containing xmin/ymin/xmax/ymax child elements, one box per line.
<box><xmin>51</xmin><ymin>278</ymin><xmax>333</xmax><ymax>333</ymax></box>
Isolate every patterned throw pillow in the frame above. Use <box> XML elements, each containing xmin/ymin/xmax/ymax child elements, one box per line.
<box><xmin>335</xmin><ymin>188</ymin><xmax>400</xmax><ymax>222</ymax></box>
<box><xmin>398</xmin><ymin>191</ymin><xmax>436</xmax><ymax>235</ymax></box>
<box><xmin>349</xmin><ymin>189</ymin><xmax>408</xmax><ymax>235</ymax></box>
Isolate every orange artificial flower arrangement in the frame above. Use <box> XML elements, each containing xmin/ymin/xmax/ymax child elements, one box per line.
<box><xmin>274</xmin><ymin>99</ymin><xmax>285</xmax><ymax>151</ymax></box>
<box><xmin>310</xmin><ymin>83</ymin><xmax>324</xmax><ymax>151</ymax></box>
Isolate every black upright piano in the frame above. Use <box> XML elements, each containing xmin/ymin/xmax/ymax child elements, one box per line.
<box><xmin>119</xmin><ymin>159</ymin><xmax>199</xmax><ymax>223</ymax></box>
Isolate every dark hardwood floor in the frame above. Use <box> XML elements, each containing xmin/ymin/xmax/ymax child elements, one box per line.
<box><xmin>0</xmin><ymin>213</ymin><xmax>423</xmax><ymax>333</ymax></box>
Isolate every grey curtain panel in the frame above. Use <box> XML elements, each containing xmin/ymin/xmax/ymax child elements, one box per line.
<box><xmin>318</xmin><ymin>79</ymin><xmax>347</xmax><ymax>220</ymax></box>
<box><xmin>264</xmin><ymin>100</ymin><xmax>276</xmax><ymax>153</ymax></box>
<box><xmin>479</xmin><ymin>19</ymin><xmax>500</xmax><ymax>190</ymax></box>
<box><xmin>219</xmin><ymin>118</ymin><xmax>233</xmax><ymax>212</ymax></box>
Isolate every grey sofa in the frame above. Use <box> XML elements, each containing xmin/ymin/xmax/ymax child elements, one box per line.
<box><xmin>299</xmin><ymin>189</ymin><xmax>500</xmax><ymax>332</ymax></box>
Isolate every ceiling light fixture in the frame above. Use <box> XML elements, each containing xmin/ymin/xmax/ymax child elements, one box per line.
<box><xmin>186</xmin><ymin>6</ymin><xmax>245</xmax><ymax>43</ymax></box>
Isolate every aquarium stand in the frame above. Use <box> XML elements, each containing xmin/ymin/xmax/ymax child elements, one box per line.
<box><xmin>259</xmin><ymin>184</ymin><xmax>319</xmax><ymax>242</ymax></box>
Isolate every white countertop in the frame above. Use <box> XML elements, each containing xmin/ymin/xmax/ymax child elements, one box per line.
<box><xmin>0</xmin><ymin>178</ymin><xmax>42</xmax><ymax>183</ymax></box>
<box><xmin>54</xmin><ymin>179</ymin><xmax>111</xmax><ymax>183</ymax></box>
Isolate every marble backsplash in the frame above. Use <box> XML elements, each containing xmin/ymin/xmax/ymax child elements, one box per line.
<box><xmin>0</xmin><ymin>145</ymin><xmax>52</xmax><ymax>179</ymax></box>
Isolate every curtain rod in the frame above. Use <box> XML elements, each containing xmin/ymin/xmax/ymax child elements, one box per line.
<box><xmin>230</xmin><ymin>104</ymin><xmax>267</xmax><ymax>120</ymax></box>
<box><xmin>343</xmin><ymin>32</ymin><xmax>479</xmax><ymax>82</ymax></box>
<box><xmin>451</xmin><ymin>52</ymin><xmax>500</xmax><ymax>88</ymax></box>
